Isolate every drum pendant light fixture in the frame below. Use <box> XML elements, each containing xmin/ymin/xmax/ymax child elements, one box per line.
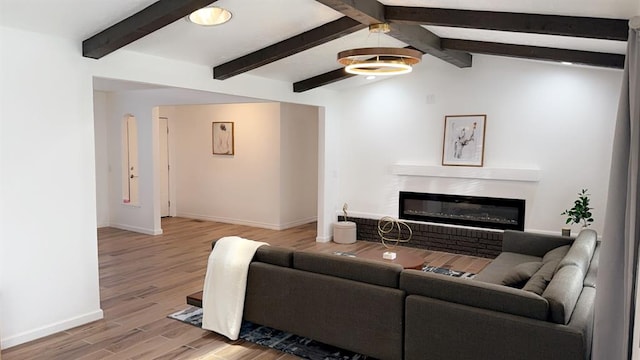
<box><xmin>337</xmin><ymin>24</ymin><xmax>422</xmax><ymax>76</ymax></box>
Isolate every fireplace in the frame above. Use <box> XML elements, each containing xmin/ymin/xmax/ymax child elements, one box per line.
<box><xmin>399</xmin><ymin>192</ymin><xmax>525</xmax><ymax>231</ymax></box>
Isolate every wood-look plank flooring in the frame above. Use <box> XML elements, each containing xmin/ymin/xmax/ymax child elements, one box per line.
<box><xmin>2</xmin><ymin>217</ymin><xmax>491</xmax><ymax>360</ymax></box>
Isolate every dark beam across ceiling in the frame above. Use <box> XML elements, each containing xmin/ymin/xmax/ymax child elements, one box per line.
<box><xmin>385</xmin><ymin>7</ymin><xmax>629</xmax><ymax>41</ymax></box>
<box><xmin>83</xmin><ymin>0</ymin><xmax>216</xmax><ymax>59</ymax></box>
<box><xmin>315</xmin><ymin>0</ymin><xmax>384</xmax><ymax>25</ymax></box>
<box><xmin>441</xmin><ymin>39</ymin><xmax>625</xmax><ymax>69</ymax></box>
<box><xmin>315</xmin><ymin>0</ymin><xmax>472</xmax><ymax>68</ymax></box>
<box><xmin>293</xmin><ymin>68</ymin><xmax>355</xmax><ymax>93</ymax></box>
<box><xmin>214</xmin><ymin>17</ymin><xmax>365</xmax><ymax>80</ymax></box>
<box><xmin>293</xmin><ymin>41</ymin><xmax>624</xmax><ymax>92</ymax></box>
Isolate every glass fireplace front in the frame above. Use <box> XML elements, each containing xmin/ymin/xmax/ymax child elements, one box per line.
<box><xmin>399</xmin><ymin>192</ymin><xmax>525</xmax><ymax>230</ymax></box>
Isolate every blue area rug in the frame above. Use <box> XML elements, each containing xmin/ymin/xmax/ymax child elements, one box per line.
<box><xmin>168</xmin><ymin>307</ymin><xmax>370</xmax><ymax>359</ymax></box>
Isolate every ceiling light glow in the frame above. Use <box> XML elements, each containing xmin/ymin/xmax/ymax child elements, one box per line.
<box><xmin>337</xmin><ymin>24</ymin><xmax>422</xmax><ymax>76</ymax></box>
<box><xmin>187</xmin><ymin>6</ymin><xmax>232</xmax><ymax>26</ymax></box>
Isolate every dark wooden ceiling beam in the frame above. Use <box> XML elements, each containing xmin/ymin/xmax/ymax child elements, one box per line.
<box><xmin>315</xmin><ymin>0</ymin><xmax>385</xmax><ymax>25</ymax></box>
<box><xmin>386</xmin><ymin>7</ymin><xmax>629</xmax><ymax>41</ymax></box>
<box><xmin>83</xmin><ymin>0</ymin><xmax>217</xmax><ymax>59</ymax></box>
<box><xmin>315</xmin><ymin>0</ymin><xmax>472</xmax><ymax>68</ymax></box>
<box><xmin>441</xmin><ymin>39</ymin><xmax>625</xmax><ymax>69</ymax></box>
<box><xmin>294</xmin><ymin>40</ymin><xmax>624</xmax><ymax>92</ymax></box>
<box><xmin>214</xmin><ymin>17</ymin><xmax>365</xmax><ymax>80</ymax></box>
<box><xmin>293</xmin><ymin>68</ymin><xmax>355</xmax><ymax>93</ymax></box>
<box><xmin>388</xmin><ymin>23</ymin><xmax>471</xmax><ymax>68</ymax></box>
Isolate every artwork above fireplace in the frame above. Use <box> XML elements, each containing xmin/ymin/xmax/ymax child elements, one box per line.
<box><xmin>399</xmin><ymin>191</ymin><xmax>525</xmax><ymax>231</ymax></box>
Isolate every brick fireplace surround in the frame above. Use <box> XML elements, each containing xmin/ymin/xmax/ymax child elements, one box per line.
<box><xmin>347</xmin><ymin>217</ymin><xmax>504</xmax><ymax>258</ymax></box>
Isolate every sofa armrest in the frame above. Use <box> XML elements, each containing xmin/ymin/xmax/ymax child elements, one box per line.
<box><xmin>503</xmin><ymin>230</ymin><xmax>573</xmax><ymax>257</ymax></box>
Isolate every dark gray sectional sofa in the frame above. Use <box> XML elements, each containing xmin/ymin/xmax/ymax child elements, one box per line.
<box><xmin>213</xmin><ymin>229</ymin><xmax>599</xmax><ymax>360</ymax></box>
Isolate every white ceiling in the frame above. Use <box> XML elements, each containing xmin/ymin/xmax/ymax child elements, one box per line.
<box><xmin>1</xmin><ymin>0</ymin><xmax>637</xmax><ymax>91</ymax></box>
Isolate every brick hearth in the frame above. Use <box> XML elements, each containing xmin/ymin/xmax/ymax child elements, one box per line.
<box><xmin>347</xmin><ymin>217</ymin><xmax>503</xmax><ymax>259</ymax></box>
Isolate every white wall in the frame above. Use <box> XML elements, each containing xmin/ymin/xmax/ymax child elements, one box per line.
<box><xmin>338</xmin><ymin>55</ymin><xmax>622</xmax><ymax>235</ymax></box>
<box><xmin>94</xmin><ymin>91</ymin><xmax>110</xmax><ymax>227</ymax></box>
<box><xmin>0</xmin><ymin>26</ymin><xmax>103</xmax><ymax>348</ymax></box>
<box><xmin>167</xmin><ymin>102</ymin><xmax>318</xmax><ymax>229</ymax></box>
<box><xmin>0</xmin><ymin>24</ymin><xmax>340</xmax><ymax>348</ymax></box>
<box><xmin>90</xmin><ymin>50</ymin><xmax>343</xmax><ymax>242</ymax></box>
<box><xmin>280</xmin><ymin>103</ymin><xmax>319</xmax><ymax>227</ymax></box>
<box><xmin>171</xmin><ymin>103</ymin><xmax>282</xmax><ymax>228</ymax></box>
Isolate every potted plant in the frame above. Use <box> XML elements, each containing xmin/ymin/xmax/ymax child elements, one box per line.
<box><xmin>561</xmin><ymin>189</ymin><xmax>594</xmax><ymax>234</ymax></box>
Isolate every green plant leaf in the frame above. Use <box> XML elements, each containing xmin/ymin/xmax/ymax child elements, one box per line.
<box><xmin>562</xmin><ymin>189</ymin><xmax>594</xmax><ymax>226</ymax></box>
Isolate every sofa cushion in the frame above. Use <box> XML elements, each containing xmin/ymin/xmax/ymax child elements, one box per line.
<box><xmin>253</xmin><ymin>246</ymin><xmax>294</xmax><ymax>267</ymax></box>
<box><xmin>559</xmin><ymin>229</ymin><xmax>597</xmax><ymax>275</ymax></box>
<box><xmin>293</xmin><ymin>251</ymin><xmax>403</xmax><ymax>288</ymax></box>
<box><xmin>474</xmin><ymin>252</ymin><xmax>542</xmax><ymax>284</ymax></box>
<box><xmin>502</xmin><ymin>230</ymin><xmax>573</xmax><ymax>257</ymax></box>
<box><xmin>522</xmin><ymin>259</ymin><xmax>560</xmax><ymax>295</ymax></box>
<box><xmin>245</xmin><ymin>262</ymin><xmax>405</xmax><ymax>360</ymax></box>
<box><xmin>543</xmin><ymin>245</ymin><xmax>570</xmax><ymax>263</ymax></box>
<box><xmin>400</xmin><ymin>270</ymin><xmax>549</xmax><ymax>321</ymax></box>
<box><xmin>502</xmin><ymin>262</ymin><xmax>543</xmax><ymax>287</ymax></box>
<box><xmin>542</xmin><ymin>265</ymin><xmax>585</xmax><ymax>324</ymax></box>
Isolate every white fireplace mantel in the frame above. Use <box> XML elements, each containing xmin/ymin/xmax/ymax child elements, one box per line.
<box><xmin>391</xmin><ymin>164</ymin><xmax>541</xmax><ymax>182</ymax></box>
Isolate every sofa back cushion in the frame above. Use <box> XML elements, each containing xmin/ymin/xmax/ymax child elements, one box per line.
<box><xmin>502</xmin><ymin>230</ymin><xmax>573</xmax><ymax>257</ymax></box>
<box><xmin>245</xmin><ymin>262</ymin><xmax>405</xmax><ymax>360</ymax></box>
<box><xmin>558</xmin><ymin>229</ymin><xmax>597</xmax><ymax>275</ymax></box>
<box><xmin>521</xmin><ymin>259</ymin><xmax>560</xmax><ymax>295</ymax></box>
<box><xmin>253</xmin><ymin>246</ymin><xmax>294</xmax><ymax>267</ymax></box>
<box><xmin>210</xmin><ymin>240</ymin><xmax>294</xmax><ymax>268</ymax></box>
<box><xmin>293</xmin><ymin>251</ymin><xmax>403</xmax><ymax>288</ymax></box>
<box><xmin>542</xmin><ymin>265</ymin><xmax>585</xmax><ymax>324</ymax></box>
<box><xmin>543</xmin><ymin>245</ymin><xmax>570</xmax><ymax>263</ymax></box>
<box><xmin>400</xmin><ymin>270</ymin><xmax>549</xmax><ymax>320</ymax></box>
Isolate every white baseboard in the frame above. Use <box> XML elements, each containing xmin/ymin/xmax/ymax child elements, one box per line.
<box><xmin>279</xmin><ymin>216</ymin><xmax>317</xmax><ymax>230</ymax></box>
<box><xmin>1</xmin><ymin>309</ymin><xmax>104</xmax><ymax>349</ymax></box>
<box><xmin>178</xmin><ymin>213</ymin><xmax>316</xmax><ymax>231</ymax></box>
<box><xmin>110</xmin><ymin>223</ymin><xmax>163</xmax><ymax>235</ymax></box>
<box><xmin>316</xmin><ymin>235</ymin><xmax>332</xmax><ymax>242</ymax></box>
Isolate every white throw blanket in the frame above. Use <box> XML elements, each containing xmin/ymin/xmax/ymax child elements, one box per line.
<box><xmin>201</xmin><ymin>236</ymin><xmax>268</xmax><ymax>340</ymax></box>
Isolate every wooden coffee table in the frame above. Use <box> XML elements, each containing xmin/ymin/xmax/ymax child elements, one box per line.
<box><xmin>357</xmin><ymin>247</ymin><xmax>425</xmax><ymax>270</ymax></box>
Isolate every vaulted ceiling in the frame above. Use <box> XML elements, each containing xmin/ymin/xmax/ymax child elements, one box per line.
<box><xmin>1</xmin><ymin>0</ymin><xmax>635</xmax><ymax>92</ymax></box>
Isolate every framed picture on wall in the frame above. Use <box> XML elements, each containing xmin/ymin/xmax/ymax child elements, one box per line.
<box><xmin>212</xmin><ymin>122</ymin><xmax>234</xmax><ymax>155</ymax></box>
<box><xmin>442</xmin><ymin>114</ymin><xmax>486</xmax><ymax>167</ymax></box>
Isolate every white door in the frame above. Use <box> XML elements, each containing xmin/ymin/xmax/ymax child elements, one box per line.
<box><xmin>123</xmin><ymin>115</ymin><xmax>139</xmax><ymax>205</ymax></box>
<box><xmin>159</xmin><ymin>117</ymin><xmax>170</xmax><ymax>217</ymax></box>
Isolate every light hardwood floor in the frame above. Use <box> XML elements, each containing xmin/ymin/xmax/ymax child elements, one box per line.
<box><xmin>2</xmin><ymin>217</ymin><xmax>491</xmax><ymax>360</ymax></box>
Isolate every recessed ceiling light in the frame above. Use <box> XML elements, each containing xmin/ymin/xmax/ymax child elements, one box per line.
<box><xmin>187</xmin><ymin>6</ymin><xmax>232</xmax><ymax>26</ymax></box>
<box><xmin>561</xmin><ymin>61</ymin><xmax>573</xmax><ymax>65</ymax></box>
